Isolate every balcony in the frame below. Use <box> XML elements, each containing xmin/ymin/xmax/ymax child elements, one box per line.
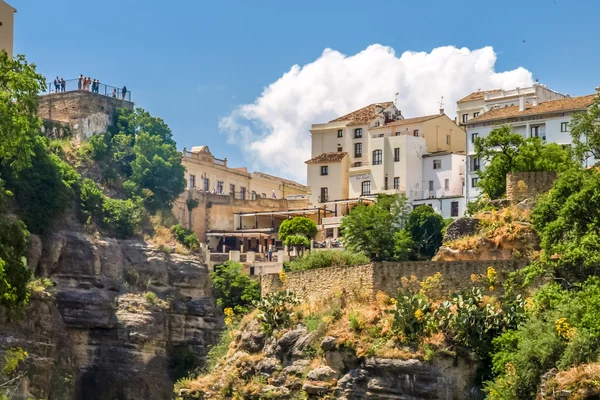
<box><xmin>411</xmin><ymin>187</ymin><xmax>464</xmax><ymax>200</ymax></box>
<box><xmin>379</xmin><ymin>187</ymin><xmax>406</xmax><ymax>195</ymax></box>
<box><xmin>349</xmin><ymin>161</ymin><xmax>370</xmax><ymax>173</ymax></box>
<box><xmin>322</xmin><ymin>216</ymin><xmax>343</xmax><ymax>226</ymax></box>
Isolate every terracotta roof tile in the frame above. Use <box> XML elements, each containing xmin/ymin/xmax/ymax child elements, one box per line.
<box><xmin>251</xmin><ymin>171</ymin><xmax>307</xmax><ymax>189</ymax></box>
<box><xmin>457</xmin><ymin>89</ymin><xmax>502</xmax><ymax>103</ymax></box>
<box><xmin>375</xmin><ymin>114</ymin><xmax>442</xmax><ymax>128</ymax></box>
<box><xmin>305</xmin><ymin>152</ymin><xmax>347</xmax><ymax>164</ymax></box>
<box><xmin>468</xmin><ymin>94</ymin><xmax>596</xmax><ymax>124</ymax></box>
<box><xmin>329</xmin><ymin>102</ymin><xmax>394</xmax><ymax>125</ymax></box>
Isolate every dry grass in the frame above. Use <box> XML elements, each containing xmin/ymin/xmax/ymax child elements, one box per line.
<box><xmin>545</xmin><ymin>363</ymin><xmax>600</xmax><ymax>399</ymax></box>
<box><xmin>145</xmin><ymin>220</ymin><xmax>189</xmax><ymax>255</ymax></box>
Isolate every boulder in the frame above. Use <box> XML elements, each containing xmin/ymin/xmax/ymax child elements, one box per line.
<box><xmin>443</xmin><ymin>218</ymin><xmax>480</xmax><ymax>242</ymax></box>
<box><xmin>256</xmin><ymin>357</ymin><xmax>281</xmax><ymax>375</ymax></box>
<box><xmin>275</xmin><ymin>327</ymin><xmax>306</xmax><ymax>363</ymax></box>
<box><xmin>307</xmin><ymin>366</ymin><xmax>338</xmax><ymax>382</ymax></box>
<box><xmin>238</xmin><ymin>319</ymin><xmax>266</xmax><ymax>353</ymax></box>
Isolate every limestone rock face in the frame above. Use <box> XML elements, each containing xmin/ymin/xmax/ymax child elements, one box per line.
<box><xmin>443</xmin><ymin>218</ymin><xmax>480</xmax><ymax>243</ymax></box>
<box><xmin>2</xmin><ymin>230</ymin><xmax>222</xmax><ymax>400</ymax></box>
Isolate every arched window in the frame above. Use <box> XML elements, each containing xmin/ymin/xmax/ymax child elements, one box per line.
<box><xmin>251</xmin><ymin>191</ymin><xmax>257</xmax><ymax>200</ymax></box>
<box><xmin>373</xmin><ymin>149</ymin><xmax>382</xmax><ymax>165</ymax></box>
<box><xmin>361</xmin><ymin>181</ymin><xmax>371</xmax><ymax>196</ymax></box>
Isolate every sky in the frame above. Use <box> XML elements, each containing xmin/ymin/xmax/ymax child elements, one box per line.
<box><xmin>11</xmin><ymin>0</ymin><xmax>600</xmax><ymax>182</ymax></box>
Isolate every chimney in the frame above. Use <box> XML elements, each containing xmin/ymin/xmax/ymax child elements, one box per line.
<box><xmin>439</xmin><ymin>108</ymin><xmax>444</xmax><ymax>115</ymax></box>
<box><xmin>532</xmin><ymin>96</ymin><xmax>539</xmax><ymax>106</ymax></box>
<box><xmin>519</xmin><ymin>95</ymin><xmax>526</xmax><ymax>111</ymax></box>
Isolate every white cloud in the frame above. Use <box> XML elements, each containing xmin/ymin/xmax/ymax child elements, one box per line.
<box><xmin>219</xmin><ymin>44</ymin><xmax>532</xmax><ymax>182</ymax></box>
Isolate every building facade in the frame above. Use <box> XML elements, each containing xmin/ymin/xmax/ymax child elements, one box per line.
<box><xmin>0</xmin><ymin>0</ymin><xmax>15</xmax><ymax>58</ymax></box>
<box><xmin>306</xmin><ymin>102</ymin><xmax>467</xmax><ymax>229</ymax></box>
<box><xmin>464</xmin><ymin>91</ymin><xmax>597</xmax><ymax>203</ymax></box>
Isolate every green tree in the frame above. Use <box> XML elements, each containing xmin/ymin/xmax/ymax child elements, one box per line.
<box><xmin>570</xmin><ymin>92</ymin><xmax>600</xmax><ymax>163</ymax></box>
<box><xmin>340</xmin><ymin>194</ymin><xmax>413</xmax><ymax>261</ymax></box>
<box><xmin>474</xmin><ymin>126</ymin><xmax>573</xmax><ymax>199</ymax></box>
<box><xmin>210</xmin><ymin>261</ymin><xmax>260</xmax><ymax>314</ymax></box>
<box><xmin>406</xmin><ymin>205</ymin><xmax>445</xmax><ymax>260</ymax></box>
<box><xmin>278</xmin><ymin>216</ymin><xmax>318</xmax><ymax>242</ymax></box>
<box><xmin>0</xmin><ymin>214</ymin><xmax>31</xmax><ymax>310</ymax></box>
<box><xmin>283</xmin><ymin>234</ymin><xmax>310</xmax><ymax>256</ymax></box>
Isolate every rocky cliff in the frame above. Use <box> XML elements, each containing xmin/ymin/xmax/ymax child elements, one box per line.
<box><xmin>0</xmin><ymin>229</ymin><xmax>222</xmax><ymax>400</ymax></box>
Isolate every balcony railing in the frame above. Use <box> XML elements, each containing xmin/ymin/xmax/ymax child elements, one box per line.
<box><xmin>322</xmin><ymin>216</ymin><xmax>343</xmax><ymax>225</ymax></box>
<box><xmin>411</xmin><ymin>187</ymin><xmax>464</xmax><ymax>200</ymax></box>
<box><xmin>45</xmin><ymin>78</ymin><xmax>132</xmax><ymax>101</ymax></box>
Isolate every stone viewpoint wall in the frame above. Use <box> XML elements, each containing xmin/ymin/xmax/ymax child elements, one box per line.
<box><xmin>38</xmin><ymin>91</ymin><xmax>134</xmax><ymax>141</ymax></box>
<box><xmin>506</xmin><ymin>171</ymin><xmax>557</xmax><ymax>202</ymax></box>
<box><xmin>262</xmin><ymin>260</ymin><xmax>527</xmax><ymax>301</ymax></box>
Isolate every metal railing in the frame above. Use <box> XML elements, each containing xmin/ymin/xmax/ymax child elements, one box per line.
<box><xmin>45</xmin><ymin>78</ymin><xmax>132</xmax><ymax>101</ymax></box>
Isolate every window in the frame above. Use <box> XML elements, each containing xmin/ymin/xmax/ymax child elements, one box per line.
<box><xmin>444</xmin><ymin>179</ymin><xmax>449</xmax><ymax>190</ymax></box>
<box><xmin>384</xmin><ymin>176</ymin><xmax>388</xmax><ymax>190</ymax></box>
<box><xmin>472</xmin><ymin>177</ymin><xmax>479</xmax><ymax>187</ymax></box>
<box><xmin>473</xmin><ymin>112</ymin><xmax>480</xmax><ymax>118</ymax></box>
<box><xmin>471</xmin><ymin>133</ymin><xmax>478</xmax><ymax>143</ymax></box>
<box><xmin>320</xmin><ymin>187</ymin><xmax>328</xmax><ymax>202</ymax></box>
<box><xmin>394</xmin><ymin>148</ymin><xmax>400</xmax><ymax>162</ymax></box>
<box><xmin>451</xmin><ymin>201</ymin><xmax>459</xmax><ymax>217</ymax></box>
<box><xmin>561</xmin><ymin>122</ymin><xmax>568</xmax><ymax>132</ymax></box>
<box><xmin>251</xmin><ymin>191</ymin><xmax>257</xmax><ymax>200</ymax></box>
<box><xmin>393</xmin><ymin>177</ymin><xmax>400</xmax><ymax>189</ymax></box>
<box><xmin>462</xmin><ymin>114</ymin><xmax>468</xmax><ymax>123</ymax></box>
<box><xmin>379</xmin><ymin>134</ymin><xmax>384</xmax><ymax>138</ymax></box>
<box><xmin>217</xmin><ymin>181</ymin><xmax>224</xmax><ymax>193</ymax></box>
<box><xmin>353</xmin><ymin>162</ymin><xmax>362</xmax><ymax>167</ymax></box>
<box><xmin>203</xmin><ymin>178</ymin><xmax>210</xmax><ymax>192</ymax></box>
<box><xmin>361</xmin><ymin>181</ymin><xmax>371</xmax><ymax>196</ymax></box>
<box><xmin>531</xmin><ymin>125</ymin><xmax>539</xmax><ymax>138</ymax></box>
<box><xmin>240</xmin><ymin>187</ymin><xmax>246</xmax><ymax>200</ymax></box>
<box><xmin>337</xmin><ymin>129</ymin><xmax>343</xmax><ymax>138</ymax></box>
<box><xmin>428</xmin><ymin>180</ymin><xmax>434</xmax><ymax>191</ymax></box>
<box><xmin>189</xmin><ymin>174</ymin><xmax>196</xmax><ymax>189</ymax></box>
<box><xmin>354</xmin><ymin>128</ymin><xmax>362</xmax><ymax>138</ymax></box>
<box><xmin>395</xmin><ymin>132</ymin><xmax>401</xmax><ymax>136</ymax></box>
<box><xmin>373</xmin><ymin>149</ymin><xmax>382</xmax><ymax>165</ymax></box>
<box><xmin>320</xmin><ymin>165</ymin><xmax>328</xmax><ymax>175</ymax></box>
<box><xmin>337</xmin><ymin>146</ymin><xmax>343</xmax><ymax>152</ymax></box>
<box><xmin>413</xmin><ymin>129</ymin><xmax>420</xmax><ymax>137</ymax></box>
<box><xmin>472</xmin><ymin>157</ymin><xmax>480</xmax><ymax>171</ymax></box>
<box><xmin>229</xmin><ymin>184</ymin><xmax>235</xmax><ymax>197</ymax></box>
<box><xmin>433</xmin><ymin>159</ymin><xmax>441</xmax><ymax>170</ymax></box>
<box><xmin>354</xmin><ymin>143</ymin><xmax>362</xmax><ymax>157</ymax></box>
<box><xmin>446</xmin><ymin>135</ymin><xmax>450</xmax><ymax>145</ymax></box>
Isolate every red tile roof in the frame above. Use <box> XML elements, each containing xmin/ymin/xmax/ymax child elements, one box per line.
<box><xmin>305</xmin><ymin>152</ymin><xmax>348</xmax><ymax>164</ymax></box>
<box><xmin>457</xmin><ymin>89</ymin><xmax>502</xmax><ymax>103</ymax></box>
<box><xmin>376</xmin><ymin>114</ymin><xmax>442</xmax><ymax>128</ymax></box>
<box><xmin>468</xmin><ymin>94</ymin><xmax>596</xmax><ymax>124</ymax></box>
<box><xmin>329</xmin><ymin>102</ymin><xmax>394</xmax><ymax>125</ymax></box>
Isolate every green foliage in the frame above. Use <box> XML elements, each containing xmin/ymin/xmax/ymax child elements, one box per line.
<box><xmin>169</xmin><ymin>349</ymin><xmax>201</xmax><ymax>382</ymax></box>
<box><xmin>389</xmin><ymin>292</ymin><xmax>432</xmax><ymax>344</ymax></box>
<box><xmin>3</xmin><ymin>137</ymin><xmax>80</xmax><ymax>233</ymax></box>
<box><xmin>171</xmin><ymin>224</ymin><xmax>200</xmax><ymax>250</ymax></box>
<box><xmin>0</xmin><ymin>51</ymin><xmax>46</xmax><ymax>171</ymax></box>
<box><xmin>284</xmin><ymin>250</ymin><xmax>369</xmax><ymax>272</ymax></box>
<box><xmin>532</xmin><ymin>168</ymin><xmax>600</xmax><ymax>279</ymax></box>
<box><xmin>474</xmin><ymin>125</ymin><xmax>574</xmax><ymax>199</ymax></box>
<box><xmin>570</xmin><ymin>93</ymin><xmax>600</xmax><ymax>163</ymax></box>
<box><xmin>80</xmin><ymin>178</ymin><xmax>142</xmax><ymax>238</ymax></box>
<box><xmin>283</xmin><ymin>234</ymin><xmax>310</xmax><ymax>248</ymax></box>
<box><xmin>254</xmin><ymin>289</ymin><xmax>300</xmax><ymax>335</ymax></box>
<box><xmin>278</xmin><ymin>216</ymin><xmax>317</xmax><ymax>241</ymax></box>
<box><xmin>210</xmin><ymin>261</ymin><xmax>260</xmax><ymax>314</ymax></box>
<box><xmin>486</xmin><ymin>278</ymin><xmax>600</xmax><ymax>399</ymax></box>
<box><xmin>340</xmin><ymin>194</ymin><xmax>413</xmax><ymax>261</ymax></box>
<box><xmin>2</xmin><ymin>347</ymin><xmax>27</xmax><ymax>375</ymax></box>
<box><xmin>406</xmin><ymin>205</ymin><xmax>445</xmax><ymax>260</ymax></box>
<box><xmin>0</xmin><ymin>216</ymin><xmax>31</xmax><ymax>310</ymax></box>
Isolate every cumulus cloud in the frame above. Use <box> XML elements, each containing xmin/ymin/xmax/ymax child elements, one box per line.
<box><xmin>219</xmin><ymin>45</ymin><xmax>532</xmax><ymax>182</ymax></box>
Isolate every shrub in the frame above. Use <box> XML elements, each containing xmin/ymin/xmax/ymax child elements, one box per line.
<box><xmin>284</xmin><ymin>250</ymin><xmax>369</xmax><ymax>272</ymax></box>
<box><xmin>210</xmin><ymin>261</ymin><xmax>260</xmax><ymax>314</ymax></box>
<box><xmin>254</xmin><ymin>289</ymin><xmax>300</xmax><ymax>335</ymax></box>
<box><xmin>2</xmin><ymin>347</ymin><xmax>27</xmax><ymax>375</ymax></box>
<box><xmin>389</xmin><ymin>292</ymin><xmax>432</xmax><ymax>344</ymax></box>
<box><xmin>102</xmin><ymin>197</ymin><xmax>142</xmax><ymax>238</ymax></box>
<box><xmin>171</xmin><ymin>224</ymin><xmax>200</xmax><ymax>250</ymax></box>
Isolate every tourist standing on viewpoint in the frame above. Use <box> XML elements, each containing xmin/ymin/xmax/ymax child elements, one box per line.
<box><xmin>121</xmin><ymin>85</ymin><xmax>127</xmax><ymax>100</ymax></box>
<box><xmin>54</xmin><ymin>77</ymin><xmax>60</xmax><ymax>92</ymax></box>
<box><xmin>78</xmin><ymin>75</ymin><xmax>83</xmax><ymax>90</ymax></box>
<box><xmin>60</xmin><ymin>78</ymin><xmax>66</xmax><ymax>92</ymax></box>
<box><xmin>112</xmin><ymin>88</ymin><xmax>117</xmax><ymax>98</ymax></box>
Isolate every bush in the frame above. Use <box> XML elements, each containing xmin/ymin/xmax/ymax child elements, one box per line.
<box><xmin>102</xmin><ymin>197</ymin><xmax>142</xmax><ymax>238</ymax></box>
<box><xmin>0</xmin><ymin>216</ymin><xmax>31</xmax><ymax>310</ymax></box>
<box><xmin>210</xmin><ymin>261</ymin><xmax>260</xmax><ymax>314</ymax></box>
<box><xmin>254</xmin><ymin>289</ymin><xmax>300</xmax><ymax>335</ymax></box>
<box><xmin>171</xmin><ymin>224</ymin><xmax>200</xmax><ymax>250</ymax></box>
<box><xmin>389</xmin><ymin>292</ymin><xmax>432</xmax><ymax>344</ymax></box>
<box><xmin>284</xmin><ymin>250</ymin><xmax>369</xmax><ymax>272</ymax></box>
<box><xmin>406</xmin><ymin>205</ymin><xmax>445</xmax><ymax>260</ymax></box>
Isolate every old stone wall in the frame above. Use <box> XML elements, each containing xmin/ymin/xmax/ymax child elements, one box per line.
<box><xmin>261</xmin><ymin>264</ymin><xmax>374</xmax><ymax>302</ymax></box>
<box><xmin>261</xmin><ymin>260</ymin><xmax>527</xmax><ymax>301</ymax></box>
<box><xmin>38</xmin><ymin>91</ymin><xmax>134</xmax><ymax>141</ymax></box>
<box><xmin>506</xmin><ymin>171</ymin><xmax>557</xmax><ymax>202</ymax></box>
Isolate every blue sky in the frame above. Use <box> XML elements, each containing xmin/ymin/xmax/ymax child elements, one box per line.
<box><xmin>11</xmin><ymin>0</ymin><xmax>600</xmax><ymax>180</ymax></box>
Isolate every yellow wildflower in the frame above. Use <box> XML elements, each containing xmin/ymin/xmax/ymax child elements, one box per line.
<box><xmin>224</xmin><ymin>317</ymin><xmax>233</xmax><ymax>326</ymax></box>
<box><xmin>278</xmin><ymin>270</ymin><xmax>288</xmax><ymax>284</ymax></box>
<box><xmin>487</xmin><ymin>266</ymin><xmax>498</xmax><ymax>284</ymax></box>
<box><xmin>555</xmin><ymin>318</ymin><xmax>576</xmax><ymax>340</ymax></box>
<box><xmin>414</xmin><ymin>309</ymin><xmax>425</xmax><ymax>322</ymax></box>
<box><xmin>223</xmin><ymin>307</ymin><xmax>234</xmax><ymax>318</ymax></box>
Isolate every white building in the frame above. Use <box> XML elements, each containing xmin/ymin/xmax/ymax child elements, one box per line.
<box><xmin>306</xmin><ymin>102</ymin><xmax>467</xmax><ymax>235</ymax></box>
<box><xmin>456</xmin><ymin>83</ymin><xmax>566</xmax><ymax>127</ymax></box>
<box><xmin>463</xmin><ymin>91</ymin><xmax>597</xmax><ymax>203</ymax></box>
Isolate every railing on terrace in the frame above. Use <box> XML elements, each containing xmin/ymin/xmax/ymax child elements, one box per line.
<box><xmin>411</xmin><ymin>187</ymin><xmax>464</xmax><ymax>200</ymax></box>
<box><xmin>45</xmin><ymin>78</ymin><xmax>132</xmax><ymax>102</ymax></box>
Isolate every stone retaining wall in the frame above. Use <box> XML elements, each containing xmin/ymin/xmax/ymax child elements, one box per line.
<box><xmin>261</xmin><ymin>260</ymin><xmax>528</xmax><ymax>301</ymax></box>
<box><xmin>506</xmin><ymin>172</ymin><xmax>557</xmax><ymax>202</ymax></box>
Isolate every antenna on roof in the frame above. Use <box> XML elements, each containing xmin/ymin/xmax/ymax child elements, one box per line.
<box><xmin>438</xmin><ymin>96</ymin><xmax>444</xmax><ymax>109</ymax></box>
<box><xmin>394</xmin><ymin>92</ymin><xmax>399</xmax><ymax>106</ymax></box>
